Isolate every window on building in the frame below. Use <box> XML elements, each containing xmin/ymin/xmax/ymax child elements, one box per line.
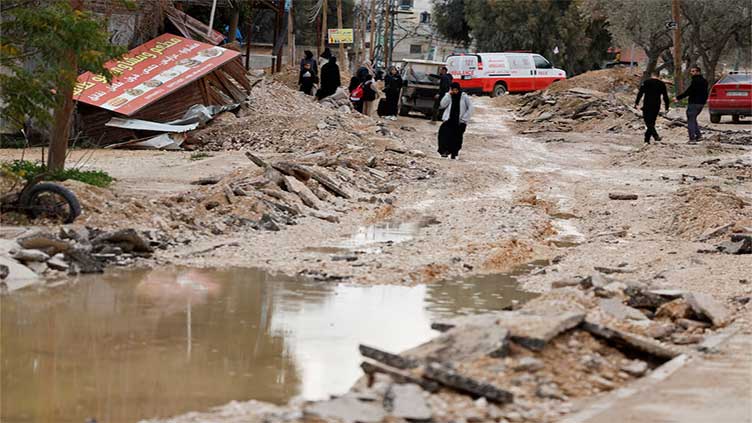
<box><xmin>420</xmin><ymin>11</ymin><xmax>431</xmax><ymax>23</ymax></box>
<box><xmin>410</xmin><ymin>44</ymin><xmax>422</xmax><ymax>54</ymax></box>
<box><xmin>399</xmin><ymin>0</ymin><xmax>414</xmax><ymax>10</ymax></box>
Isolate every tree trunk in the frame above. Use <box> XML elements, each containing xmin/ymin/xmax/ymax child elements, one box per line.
<box><xmin>48</xmin><ymin>73</ymin><xmax>75</xmax><ymax>171</ymax></box>
<box><xmin>228</xmin><ymin>8</ymin><xmax>240</xmax><ymax>42</ymax></box>
<box><xmin>49</xmin><ymin>0</ymin><xmax>83</xmax><ymax>171</ymax></box>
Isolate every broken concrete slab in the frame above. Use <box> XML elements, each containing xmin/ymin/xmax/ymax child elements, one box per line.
<box><xmin>10</xmin><ymin>249</ymin><xmax>50</xmax><ymax>263</ymax></box>
<box><xmin>16</xmin><ymin>232</ymin><xmax>71</xmax><ymax>255</ymax></box>
<box><xmin>303</xmin><ymin>395</ymin><xmax>386</xmax><ymax>423</ymax></box>
<box><xmin>625</xmin><ymin>286</ymin><xmax>672</xmax><ymax>309</ymax></box>
<box><xmin>46</xmin><ymin>256</ymin><xmax>70</xmax><ymax>271</ymax></box>
<box><xmin>0</xmin><ymin>256</ymin><xmax>39</xmax><ymax>292</ymax></box>
<box><xmin>552</xmin><ymin>278</ymin><xmax>581</xmax><ymax>289</ymax></box>
<box><xmin>684</xmin><ymin>292</ymin><xmax>731</xmax><ymax>328</ymax></box>
<box><xmin>582</xmin><ymin>318</ymin><xmax>685</xmax><ymax>359</ymax></box>
<box><xmin>621</xmin><ymin>359</ymin><xmax>648</xmax><ymax>377</ymax></box>
<box><xmin>384</xmin><ymin>383</ymin><xmax>432</xmax><ymax>420</ymax></box>
<box><xmin>599</xmin><ymin>298</ymin><xmax>648</xmax><ymax>321</ymax></box>
<box><xmin>406</xmin><ymin>325</ymin><xmax>510</xmax><ymax>362</ymax></box>
<box><xmin>431</xmin><ymin>310</ymin><xmax>585</xmax><ymax>352</ymax></box>
<box><xmin>424</xmin><ymin>362</ymin><xmax>514</xmax><ymax>404</ymax></box>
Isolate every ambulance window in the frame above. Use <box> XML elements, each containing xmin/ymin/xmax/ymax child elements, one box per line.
<box><xmin>534</xmin><ymin>55</ymin><xmax>552</xmax><ymax>69</ymax></box>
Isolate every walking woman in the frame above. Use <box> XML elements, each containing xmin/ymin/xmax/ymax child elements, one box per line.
<box><xmin>383</xmin><ymin>66</ymin><xmax>403</xmax><ymax>120</ymax></box>
<box><xmin>438</xmin><ymin>82</ymin><xmax>473</xmax><ymax>159</ymax></box>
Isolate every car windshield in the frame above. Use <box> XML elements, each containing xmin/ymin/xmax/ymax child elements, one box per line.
<box><xmin>403</xmin><ymin>63</ymin><xmax>440</xmax><ymax>83</ymax></box>
<box><xmin>719</xmin><ymin>74</ymin><xmax>752</xmax><ymax>84</ymax></box>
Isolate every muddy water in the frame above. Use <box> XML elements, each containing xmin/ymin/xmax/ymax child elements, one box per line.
<box><xmin>1</xmin><ymin>267</ymin><xmax>536</xmax><ymax>423</ymax></box>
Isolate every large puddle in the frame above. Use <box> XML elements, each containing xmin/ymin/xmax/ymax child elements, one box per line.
<box><xmin>1</xmin><ymin>267</ymin><xmax>537</xmax><ymax>423</ymax></box>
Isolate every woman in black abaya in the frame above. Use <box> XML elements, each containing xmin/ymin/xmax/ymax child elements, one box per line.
<box><xmin>437</xmin><ymin>82</ymin><xmax>473</xmax><ymax>159</ymax></box>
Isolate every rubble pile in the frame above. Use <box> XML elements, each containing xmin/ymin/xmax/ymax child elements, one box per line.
<box><xmin>509</xmin><ymin>68</ymin><xmax>643</xmax><ymax>133</ymax></box>
<box><xmin>0</xmin><ymin>228</ymin><xmax>170</xmax><ymax>293</ymax></box>
<box><xmin>666</xmin><ymin>185</ymin><xmax>752</xmax><ymax>240</ymax></box>
<box><xmin>213</xmin><ymin>277</ymin><xmax>737</xmax><ymax>423</ymax></box>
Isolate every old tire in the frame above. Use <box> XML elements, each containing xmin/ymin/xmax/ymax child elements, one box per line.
<box><xmin>732</xmin><ymin>114</ymin><xmax>741</xmax><ymax>123</ymax></box>
<box><xmin>21</xmin><ymin>182</ymin><xmax>82</xmax><ymax>224</ymax></box>
<box><xmin>710</xmin><ymin>113</ymin><xmax>721</xmax><ymax>124</ymax></box>
<box><xmin>490</xmin><ymin>82</ymin><xmax>507</xmax><ymax>98</ymax></box>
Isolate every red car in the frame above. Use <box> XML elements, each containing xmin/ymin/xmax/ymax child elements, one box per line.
<box><xmin>708</xmin><ymin>72</ymin><xmax>752</xmax><ymax>123</ymax></box>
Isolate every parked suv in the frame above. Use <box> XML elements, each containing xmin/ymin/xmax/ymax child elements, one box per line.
<box><xmin>708</xmin><ymin>72</ymin><xmax>752</xmax><ymax>123</ymax></box>
<box><xmin>398</xmin><ymin>59</ymin><xmax>446</xmax><ymax>117</ymax></box>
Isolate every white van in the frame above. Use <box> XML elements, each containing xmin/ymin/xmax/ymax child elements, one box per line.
<box><xmin>446</xmin><ymin>52</ymin><xmax>566</xmax><ymax>97</ymax></box>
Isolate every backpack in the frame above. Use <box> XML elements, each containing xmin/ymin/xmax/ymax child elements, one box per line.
<box><xmin>362</xmin><ymin>81</ymin><xmax>377</xmax><ymax>101</ymax></box>
<box><xmin>350</xmin><ymin>83</ymin><xmax>364</xmax><ymax>102</ymax></box>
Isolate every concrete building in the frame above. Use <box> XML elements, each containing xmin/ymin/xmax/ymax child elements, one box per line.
<box><xmin>387</xmin><ymin>0</ymin><xmax>456</xmax><ymax>63</ymax></box>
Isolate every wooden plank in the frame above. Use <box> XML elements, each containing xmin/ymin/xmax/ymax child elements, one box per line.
<box><xmin>424</xmin><ymin>362</ymin><xmax>514</xmax><ymax>404</ymax></box>
<box><xmin>360</xmin><ymin>361</ymin><xmax>440</xmax><ymax>393</ymax></box>
<box><xmin>222</xmin><ymin>60</ymin><xmax>253</xmax><ymax>92</ymax></box>
<box><xmin>213</xmin><ymin>70</ymin><xmax>247</xmax><ymax>102</ymax></box>
<box><xmin>359</xmin><ymin>345</ymin><xmax>420</xmax><ymax>370</ymax></box>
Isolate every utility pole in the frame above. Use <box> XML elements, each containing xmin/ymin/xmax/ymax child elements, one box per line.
<box><xmin>360</xmin><ymin>0</ymin><xmax>367</xmax><ymax>65</ymax></box>
<box><xmin>369</xmin><ymin>0</ymin><xmax>376</xmax><ymax>61</ymax></box>
<box><xmin>671</xmin><ymin>0</ymin><xmax>682</xmax><ymax>95</ymax></box>
<box><xmin>337</xmin><ymin>0</ymin><xmax>345</xmax><ymax>66</ymax></box>
<box><xmin>320</xmin><ymin>0</ymin><xmax>328</xmax><ymax>56</ymax></box>
<box><xmin>383</xmin><ymin>0</ymin><xmax>391</xmax><ymax>67</ymax></box>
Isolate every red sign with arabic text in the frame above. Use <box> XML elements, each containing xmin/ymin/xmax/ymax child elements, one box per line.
<box><xmin>74</xmin><ymin>34</ymin><xmax>240</xmax><ymax>116</ymax></box>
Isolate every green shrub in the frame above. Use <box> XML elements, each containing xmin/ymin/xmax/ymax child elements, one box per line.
<box><xmin>190</xmin><ymin>152</ymin><xmax>213</xmax><ymax>161</ymax></box>
<box><xmin>1</xmin><ymin>160</ymin><xmax>113</xmax><ymax>188</ymax></box>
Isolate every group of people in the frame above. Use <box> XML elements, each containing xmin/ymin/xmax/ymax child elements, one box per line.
<box><xmin>297</xmin><ymin>51</ymin><xmax>474</xmax><ymax>159</ymax></box>
<box><xmin>634</xmin><ymin>66</ymin><xmax>709</xmax><ymax>144</ymax></box>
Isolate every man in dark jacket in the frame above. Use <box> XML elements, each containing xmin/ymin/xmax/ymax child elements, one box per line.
<box><xmin>432</xmin><ymin>67</ymin><xmax>453</xmax><ymax>121</ymax></box>
<box><xmin>674</xmin><ymin>66</ymin><xmax>709</xmax><ymax>143</ymax></box>
<box><xmin>316</xmin><ymin>56</ymin><xmax>341</xmax><ymax>100</ymax></box>
<box><xmin>635</xmin><ymin>71</ymin><xmax>670</xmax><ymax>144</ymax></box>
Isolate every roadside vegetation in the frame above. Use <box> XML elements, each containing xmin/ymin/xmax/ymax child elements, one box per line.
<box><xmin>1</xmin><ymin>160</ymin><xmax>113</xmax><ymax>188</ymax></box>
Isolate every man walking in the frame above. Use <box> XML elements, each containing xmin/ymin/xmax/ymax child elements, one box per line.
<box><xmin>674</xmin><ymin>66</ymin><xmax>709</xmax><ymax>143</ymax></box>
<box><xmin>635</xmin><ymin>70</ymin><xmax>669</xmax><ymax>144</ymax></box>
<box><xmin>432</xmin><ymin>67</ymin><xmax>453</xmax><ymax>122</ymax></box>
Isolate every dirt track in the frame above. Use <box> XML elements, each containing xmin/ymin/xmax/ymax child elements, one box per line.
<box><xmin>4</xmin><ymin>96</ymin><xmax>748</xmax><ymax>299</ymax></box>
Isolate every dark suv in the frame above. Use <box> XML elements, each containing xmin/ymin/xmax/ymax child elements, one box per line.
<box><xmin>398</xmin><ymin>59</ymin><xmax>447</xmax><ymax>117</ymax></box>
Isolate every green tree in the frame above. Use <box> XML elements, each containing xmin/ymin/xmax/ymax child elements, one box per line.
<box><xmin>1</xmin><ymin>1</ymin><xmax>124</xmax><ymax>170</ymax></box>
<box><xmin>432</xmin><ymin>0</ymin><xmax>472</xmax><ymax>47</ymax></box>
<box><xmin>434</xmin><ymin>0</ymin><xmax>609</xmax><ymax>75</ymax></box>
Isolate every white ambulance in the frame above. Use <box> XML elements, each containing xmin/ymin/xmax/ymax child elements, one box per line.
<box><xmin>445</xmin><ymin>52</ymin><xmax>566</xmax><ymax>97</ymax></box>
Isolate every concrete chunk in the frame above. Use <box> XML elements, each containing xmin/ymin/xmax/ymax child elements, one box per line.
<box><xmin>582</xmin><ymin>318</ymin><xmax>685</xmax><ymax>359</ymax></box>
<box><xmin>0</xmin><ymin>256</ymin><xmax>39</xmax><ymax>292</ymax></box>
<box><xmin>684</xmin><ymin>292</ymin><xmax>731</xmax><ymax>328</ymax></box>
<box><xmin>384</xmin><ymin>384</ymin><xmax>432</xmax><ymax>420</ymax></box>
<box><xmin>10</xmin><ymin>248</ymin><xmax>50</xmax><ymax>263</ymax></box>
<box><xmin>599</xmin><ymin>298</ymin><xmax>648</xmax><ymax>321</ymax></box>
<box><xmin>304</xmin><ymin>396</ymin><xmax>386</xmax><ymax>423</ymax></box>
<box><xmin>406</xmin><ymin>325</ymin><xmax>510</xmax><ymax>362</ymax></box>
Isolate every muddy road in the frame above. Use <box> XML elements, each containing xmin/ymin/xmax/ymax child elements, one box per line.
<box><xmin>152</xmin><ymin>97</ymin><xmax>752</xmax><ymax>299</ymax></box>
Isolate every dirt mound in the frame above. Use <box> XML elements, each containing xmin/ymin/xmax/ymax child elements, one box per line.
<box><xmin>503</xmin><ymin>68</ymin><xmax>646</xmax><ymax>134</ymax></box>
<box><xmin>548</xmin><ymin>68</ymin><xmax>641</xmax><ymax>94</ymax></box>
<box><xmin>667</xmin><ymin>185</ymin><xmax>752</xmax><ymax>240</ymax></box>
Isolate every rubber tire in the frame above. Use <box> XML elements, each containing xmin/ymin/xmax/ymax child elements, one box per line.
<box><xmin>710</xmin><ymin>113</ymin><xmax>721</xmax><ymax>123</ymax></box>
<box><xmin>490</xmin><ymin>82</ymin><xmax>507</xmax><ymax>98</ymax></box>
<box><xmin>21</xmin><ymin>182</ymin><xmax>82</xmax><ymax>224</ymax></box>
<box><xmin>732</xmin><ymin>114</ymin><xmax>741</xmax><ymax>123</ymax></box>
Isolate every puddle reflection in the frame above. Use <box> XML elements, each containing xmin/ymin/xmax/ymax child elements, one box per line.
<box><xmin>1</xmin><ymin>267</ymin><xmax>535</xmax><ymax>423</ymax></box>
